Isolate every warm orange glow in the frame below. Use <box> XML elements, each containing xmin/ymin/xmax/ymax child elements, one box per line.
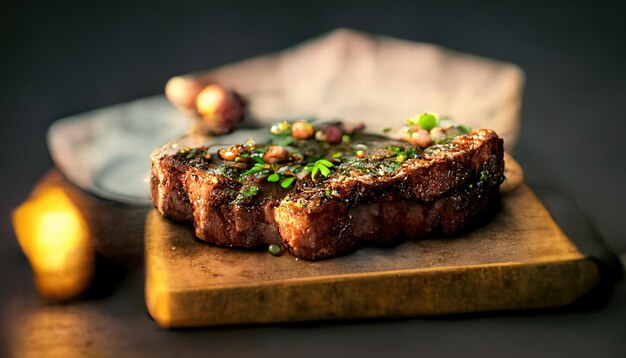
<box><xmin>196</xmin><ymin>84</ymin><xmax>225</xmax><ymax>118</ymax></box>
<box><xmin>12</xmin><ymin>187</ymin><xmax>94</xmax><ymax>301</ymax></box>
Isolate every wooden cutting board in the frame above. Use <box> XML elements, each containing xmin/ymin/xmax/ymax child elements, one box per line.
<box><xmin>145</xmin><ymin>185</ymin><xmax>601</xmax><ymax>328</ymax></box>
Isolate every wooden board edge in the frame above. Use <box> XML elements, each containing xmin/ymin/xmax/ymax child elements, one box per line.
<box><xmin>146</xmin><ymin>257</ymin><xmax>601</xmax><ymax>328</ymax></box>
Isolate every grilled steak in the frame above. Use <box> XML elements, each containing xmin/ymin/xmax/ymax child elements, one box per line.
<box><xmin>151</xmin><ymin>126</ymin><xmax>504</xmax><ymax>260</ymax></box>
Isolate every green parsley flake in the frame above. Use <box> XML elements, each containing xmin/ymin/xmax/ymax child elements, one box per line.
<box><xmin>280</xmin><ymin>177</ymin><xmax>296</xmax><ymax>188</ymax></box>
<box><xmin>267</xmin><ymin>173</ymin><xmax>280</xmax><ymax>182</ymax></box>
<box><xmin>240</xmin><ymin>185</ymin><xmax>259</xmax><ymax>200</ymax></box>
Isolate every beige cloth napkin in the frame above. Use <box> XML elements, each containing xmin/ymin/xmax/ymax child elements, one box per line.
<box><xmin>169</xmin><ymin>28</ymin><xmax>524</xmax><ymax>148</ymax></box>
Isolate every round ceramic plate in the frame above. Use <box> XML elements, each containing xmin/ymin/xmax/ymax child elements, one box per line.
<box><xmin>47</xmin><ymin>95</ymin><xmax>522</xmax><ymax>205</ymax></box>
<box><xmin>47</xmin><ymin>95</ymin><xmax>269</xmax><ymax>206</ymax></box>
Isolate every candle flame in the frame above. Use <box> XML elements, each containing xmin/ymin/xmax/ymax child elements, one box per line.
<box><xmin>12</xmin><ymin>187</ymin><xmax>94</xmax><ymax>301</ymax></box>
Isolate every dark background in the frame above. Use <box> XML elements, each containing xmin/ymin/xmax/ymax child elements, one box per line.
<box><xmin>1</xmin><ymin>1</ymin><xmax>625</xmax><ymax>356</ymax></box>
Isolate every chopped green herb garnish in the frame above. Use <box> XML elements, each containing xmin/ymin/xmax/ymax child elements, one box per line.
<box><xmin>342</xmin><ymin>134</ymin><xmax>351</xmax><ymax>143</ymax></box>
<box><xmin>382</xmin><ymin>127</ymin><xmax>391</xmax><ymax>133</ymax></box>
<box><xmin>251</xmin><ymin>155</ymin><xmax>265</xmax><ymax>164</ymax></box>
<box><xmin>179</xmin><ymin>147</ymin><xmax>207</xmax><ymax>159</ymax></box>
<box><xmin>386</xmin><ymin>145</ymin><xmax>403</xmax><ymax>155</ymax></box>
<box><xmin>310</xmin><ymin>159</ymin><xmax>334</xmax><ymax>180</ymax></box>
<box><xmin>316</xmin><ymin>159</ymin><xmax>333</xmax><ymax>167</ymax></box>
<box><xmin>242</xmin><ymin>163</ymin><xmax>267</xmax><ymax>176</ymax></box>
<box><xmin>239</xmin><ymin>185</ymin><xmax>259</xmax><ymax>199</ymax></box>
<box><xmin>331</xmin><ymin>152</ymin><xmax>342</xmax><ymax>159</ymax></box>
<box><xmin>267</xmin><ymin>173</ymin><xmax>280</xmax><ymax>182</ymax></box>
<box><xmin>386</xmin><ymin>162</ymin><xmax>400</xmax><ymax>172</ymax></box>
<box><xmin>384</xmin><ymin>145</ymin><xmax>419</xmax><ymax>164</ymax></box>
<box><xmin>235</xmin><ymin>153</ymin><xmax>250</xmax><ymax>161</ymax></box>
<box><xmin>280</xmin><ymin>177</ymin><xmax>296</xmax><ymax>188</ymax></box>
<box><xmin>459</xmin><ymin>125</ymin><xmax>472</xmax><ymax>134</ymax></box>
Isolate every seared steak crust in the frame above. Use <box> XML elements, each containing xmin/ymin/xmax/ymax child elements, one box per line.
<box><xmin>151</xmin><ymin>129</ymin><xmax>504</xmax><ymax>260</ymax></box>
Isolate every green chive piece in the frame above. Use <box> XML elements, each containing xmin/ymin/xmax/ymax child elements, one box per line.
<box><xmin>241</xmin><ymin>167</ymin><xmax>256</xmax><ymax>175</ymax></box>
<box><xmin>382</xmin><ymin>127</ymin><xmax>391</xmax><ymax>133</ymax></box>
<box><xmin>267</xmin><ymin>173</ymin><xmax>280</xmax><ymax>182</ymax></box>
<box><xmin>418</xmin><ymin>113</ymin><xmax>437</xmax><ymax>131</ymax></box>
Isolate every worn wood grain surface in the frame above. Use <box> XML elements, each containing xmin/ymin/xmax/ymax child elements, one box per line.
<box><xmin>145</xmin><ymin>185</ymin><xmax>600</xmax><ymax>328</ymax></box>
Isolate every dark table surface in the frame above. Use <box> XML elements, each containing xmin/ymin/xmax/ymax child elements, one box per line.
<box><xmin>2</xmin><ymin>1</ymin><xmax>626</xmax><ymax>357</ymax></box>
